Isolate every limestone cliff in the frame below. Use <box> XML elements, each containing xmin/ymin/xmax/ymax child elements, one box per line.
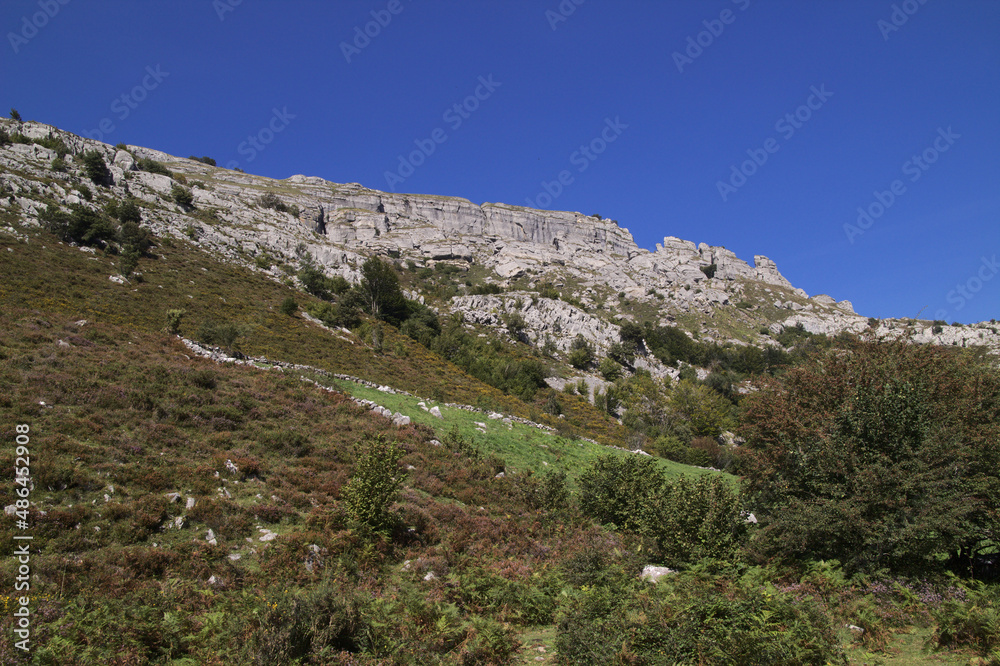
<box><xmin>2</xmin><ymin>119</ymin><xmax>997</xmax><ymax>356</ymax></box>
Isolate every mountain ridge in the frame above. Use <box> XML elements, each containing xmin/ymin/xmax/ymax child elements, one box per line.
<box><xmin>2</xmin><ymin>118</ymin><xmax>998</xmax><ymax>356</ymax></box>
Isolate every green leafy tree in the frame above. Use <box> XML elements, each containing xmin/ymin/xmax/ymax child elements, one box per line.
<box><xmin>342</xmin><ymin>435</ymin><xmax>406</xmax><ymax>534</ymax></box>
<box><xmin>171</xmin><ymin>184</ymin><xmax>194</xmax><ymax>208</ymax></box>
<box><xmin>116</xmin><ymin>198</ymin><xmax>142</xmax><ymax>224</ymax></box>
<box><xmin>164</xmin><ymin>309</ymin><xmax>185</xmax><ymax>335</ymax></box>
<box><xmin>81</xmin><ymin>150</ymin><xmax>112</xmax><ymax>186</ymax></box>
<box><xmin>579</xmin><ymin>454</ymin><xmax>664</xmax><ymax>533</ymax></box>
<box><xmin>668</xmin><ymin>379</ymin><xmax>735</xmax><ymax>438</ymax></box>
<box><xmin>646</xmin><ymin>475</ymin><xmax>747</xmax><ymax>566</ymax></box>
<box><xmin>568</xmin><ymin>334</ymin><xmax>594</xmax><ymax>369</ymax></box>
<box><xmin>739</xmin><ymin>337</ymin><xmax>1000</xmax><ymax>574</ymax></box>
<box><xmin>279</xmin><ymin>296</ymin><xmax>297</xmax><ymax>316</ymax></box>
<box><xmin>9</xmin><ymin>108</ymin><xmax>22</xmax><ymax>121</ymax></box>
<box><xmin>358</xmin><ymin>256</ymin><xmax>407</xmax><ymax>325</ymax></box>
<box><xmin>598</xmin><ymin>357</ymin><xmax>622</xmax><ymax>381</ymax></box>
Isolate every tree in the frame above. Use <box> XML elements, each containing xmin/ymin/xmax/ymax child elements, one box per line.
<box><xmin>739</xmin><ymin>337</ymin><xmax>1000</xmax><ymax>574</ymax></box>
<box><xmin>668</xmin><ymin>379</ymin><xmax>735</xmax><ymax>438</ymax></box>
<box><xmin>358</xmin><ymin>256</ymin><xmax>407</xmax><ymax>325</ymax></box>
<box><xmin>598</xmin><ymin>357</ymin><xmax>622</xmax><ymax>381</ymax></box>
<box><xmin>341</xmin><ymin>435</ymin><xmax>406</xmax><ymax>534</ymax></box>
<box><xmin>579</xmin><ymin>454</ymin><xmax>663</xmax><ymax>532</ymax></box>
<box><xmin>9</xmin><ymin>108</ymin><xmax>22</xmax><ymax>121</ymax></box>
<box><xmin>279</xmin><ymin>296</ymin><xmax>297</xmax><ymax>316</ymax></box>
<box><xmin>568</xmin><ymin>334</ymin><xmax>594</xmax><ymax>369</ymax></box>
<box><xmin>81</xmin><ymin>150</ymin><xmax>112</xmax><ymax>186</ymax></box>
<box><xmin>504</xmin><ymin>311</ymin><xmax>526</xmax><ymax>340</ymax></box>
<box><xmin>171</xmin><ymin>184</ymin><xmax>194</xmax><ymax>208</ymax></box>
<box><xmin>116</xmin><ymin>198</ymin><xmax>142</xmax><ymax>224</ymax></box>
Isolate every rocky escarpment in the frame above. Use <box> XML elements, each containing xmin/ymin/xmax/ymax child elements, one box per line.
<box><xmin>2</xmin><ymin>118</ymin><xmax>998</xmax><ymax>356</ymax></box>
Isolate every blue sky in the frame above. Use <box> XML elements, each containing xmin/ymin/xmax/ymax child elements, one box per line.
<box><xmin>3</xmin><ymin>0</ymin><xmax>998</xmax><ymax>323</ymax></box>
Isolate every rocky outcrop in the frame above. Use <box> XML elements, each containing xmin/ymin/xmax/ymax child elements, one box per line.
<box><xmin>2</xmin><ymin>118</ymin><xmax>998</xmax><ymax>357</ymax></box>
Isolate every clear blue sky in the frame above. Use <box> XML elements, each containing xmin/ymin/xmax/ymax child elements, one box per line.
<box><xmin>3</xmin><ymin>0</ymin><xmax>998</xmax><ymax>323</ymax></box>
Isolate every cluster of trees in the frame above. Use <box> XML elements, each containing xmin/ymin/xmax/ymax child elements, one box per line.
<box><xmin>39</xmin><ymin>197</ymin><xmax>153</xmax><ymax>277</ymax></box>
<box><xmin>304</xmin><ymin>256</ymin><xmax>549</xmax><ymax>400</ymax></box>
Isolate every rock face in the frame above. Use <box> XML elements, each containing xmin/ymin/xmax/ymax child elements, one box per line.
<box><xmin>2</xmin><ymin>119</ymin><xmax>999</xmax><ymax>356</ymax></box>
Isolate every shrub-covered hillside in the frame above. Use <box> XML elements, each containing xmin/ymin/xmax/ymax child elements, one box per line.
<box><xmin>1</xmin><ymin>167</ymin><xmax>998</xmax><ymax>664</ymax></box>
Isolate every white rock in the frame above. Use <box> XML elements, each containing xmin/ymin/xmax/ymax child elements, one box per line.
<box><xmin>641</xmin><ymin>565</ymin><xmax>676</xmax><ymax>583</ymax></box>
<box><xmin>429</xmin><ymin>406</ymin><xmax>443</xmax><ymax>419</ymax></box>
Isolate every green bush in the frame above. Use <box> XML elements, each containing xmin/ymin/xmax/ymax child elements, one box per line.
<box><xmin>668</xmin><ymin>379</ymin><xmax>735</xmax><ymax>438</ymax></box>
<box><xmin>504</xmin><ymin>310</ymin><xmax>526</xmax><ymax>339</ymax></box>
<box><xmin>598</xmin><ymin>356</ymin><xmax>622</xmax><ymax>381</ymax></box>
<box><xmin>341</xmin><ymin>434</ymin><xmax>406</xmax><ymax>535</ymax></box>
<box><xmin>171</xmin><ymin>184</ymin><xmax>194</xmax><ymax>208</ymax></box>
<box><xmin>82</xmin><ymin>150</ymin><xmax>112</xmax><ymax>186</ymax></box>
<box><xmin>279</xmin><ymin>296</ymin><xmax>297</xmax><ymax>316</ymax></box>
<box><xmin>556</xmin><ymin>569</ymin><xmax>844</xmax><ymax>665</ymax></box>
<box><xmin>647</xmin><ymin>475</ymin><xmax>747</xmax><ymax>566</ymax></box>
<box><xmin>164</xmin><ymin>309</ymin><xmax>185</xmax><ymax>335</ymax></box>
<box><xmin>34</xmin><ymin>133</ymin><xmax>70</xmax><ymax>157</ymax></box>
<box><xmin>258</xmin><ymin>192</ymin><xmax>289</xmax><ymax>213</ymax></box>
<box><xmin>136</xmin><ymin>157</ymin><xmax>172</xmax><ymax>177</ymax></box>
<box><xmin>568</xmin><ymin>334</ymin><xmax>594</xmax><ymax>370</ymax></box>
<box><xmin>516</xmin><ymin>469</ymin><xmax>569</xmax><ymax>512</ymax></box>
<box><xmin>700</xmin><ymin>263</ymin><xmax>717</xmax><ymax>279</ymax></box>
<box><xmin>197</xmin><ymin>319</ymin><xmax>243</xmax><ymax>352</ymax></box>
<box><xmin>470</xmin><ymin>283</ymin><xmax>503</xmax><ymax>295</ymax></box>
<box><xmin>39</xmin><ymin>203</ymin><xmax>117</xmax><ymax>247</ymax></box>
<box><xmin>579</xmin><ymin>454</ymin><xmax>663</xmax><ymax>533</ymax></box>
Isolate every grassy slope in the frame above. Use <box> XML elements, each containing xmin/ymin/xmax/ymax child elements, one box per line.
<box><xmin>323</xmin><ymin>377</ymin><xmax>718</xmax><ymax>485</ymax></box>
